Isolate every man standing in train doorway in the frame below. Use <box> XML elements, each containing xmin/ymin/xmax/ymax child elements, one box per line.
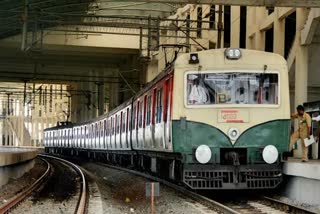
<box><xmin>289</xmin><ymin>105</ymin><xmax>312</xmax><ymax>162</ymax></box>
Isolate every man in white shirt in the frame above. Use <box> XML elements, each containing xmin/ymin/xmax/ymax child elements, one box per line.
<box><xmin>188</xmin><ymin>78</ymin><xmax>209</xmax><ymax>104</ymax></box>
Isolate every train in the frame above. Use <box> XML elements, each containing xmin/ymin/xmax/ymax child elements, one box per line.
<box><xmin>44</xmin><ymin>48</ymin><xmax>290</xmax><ymax>190</ymax></box>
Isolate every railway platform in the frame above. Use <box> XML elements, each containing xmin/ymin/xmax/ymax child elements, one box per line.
<box><xmin>281</xmin><ymin>158</ymin><xmax>320</xmax><ymax>209</ymax></box>
<box><xmin>0</xmin><ymin>147</ymin><xmax>39</xmax><ymax>187</ymax></box>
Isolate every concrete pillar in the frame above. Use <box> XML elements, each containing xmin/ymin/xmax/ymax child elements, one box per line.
<box><xmin>98</xmin><ymin>83</ymin><xmax>105</xmax><ymax>116</ymax></box>
<box><xmin>109</xmin><ymin>69</ymin><xmax>120</xmax><ymax>111</ymax></box>
<box><xmin>231</xmin><ymin>6</ymin><xmax>240</xmax><ymax>48</ymax></box>
<box><xmin>295</xmin><ymin>8</ymin><xmax>309</xmax><ymax>107</ymax></box>
<box><xmin>274</xmin><ymin>9</ymin><xmax>285</xmax><ymax>56</ymax></box>
<box><xmin>255</xmin><ymin>7</ymin><xmax>267</xmax><ymax>50</ymax></box>
<box><xmin>294</xmin><ymin>8</ymin><xmax>309</xmax><ymax>158</ymax></box>
<box><xmin>246</xmin><ymin>7</ymin><xmax>255</xmax><ymax>49</ymax></box>
<box><xmin>70</xmin><ymin>83</ymin><xmax>81</xmax><ymax>123</ymax></box>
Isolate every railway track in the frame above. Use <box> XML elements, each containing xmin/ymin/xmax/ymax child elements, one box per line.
<box><xmin>96</xmin><ymin>162</ymin><xmax>317</xmax><ymax>214</ymax></box>
<box><xmin>0</xmin><ymin>158</ymin><xmax>51</xmax><ymax>214</ymax></box>
<box><xmin>39</xmin><ymin>154</ymin><xmax>87</xmax><ymax>214</ymax></box>
<box><xmin>0</xmin><ymin>155</ymin><xmax>87</xmax><ymax>214</ymax></box>
<box><xmin>96</xmin><ymin>162</ymin><xmax>238</xmax><ymax>214</ymax></box>
<box><xmin>219</xmin><ymin>196</ymin><xmax>317</xmax><ymax>214</ymax></box>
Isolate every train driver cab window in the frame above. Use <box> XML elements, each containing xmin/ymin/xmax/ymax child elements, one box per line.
<box><xmin>186</xmin><ymin>73</ymin><xmax>279</xmax><ymax>105</ymax></box>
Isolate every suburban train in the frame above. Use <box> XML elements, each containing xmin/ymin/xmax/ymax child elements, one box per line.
<box><xmin>44</xmin><ymin>48</ymin><xmax>290</xmax><ymax>190</ymax></box>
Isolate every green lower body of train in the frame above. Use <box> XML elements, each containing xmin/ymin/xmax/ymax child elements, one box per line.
<box><xmin>171</xmin><ymin>119</ymin><xmax>290</xmax><ymax>189</ymax></box>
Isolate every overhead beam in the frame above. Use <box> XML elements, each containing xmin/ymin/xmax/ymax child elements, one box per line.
<box><xmin>97</xmin><ymin>0</ymin><xmax>320</xmax><ymax>8</ymax></box>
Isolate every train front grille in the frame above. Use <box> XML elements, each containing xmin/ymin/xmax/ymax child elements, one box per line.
<box><xmin>183</xmin><ymin>165</ymin><xmax>282</xmax><ymax>190</ymax></box>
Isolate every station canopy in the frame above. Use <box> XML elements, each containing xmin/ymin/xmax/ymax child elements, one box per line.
<box><xmin>0</xmin><ymin>0</ymin><xmax>182</xmax><ymax>39</ymax></box>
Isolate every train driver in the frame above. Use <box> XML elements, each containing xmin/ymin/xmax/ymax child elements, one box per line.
<box><xmin>188</xmin><ymin>78</ymin><xmax>210</xmax><ymax>104</ymax></box>
<box><xmin>289</xmin><ymin>105</ymin><xmax>312</xmax><ymax>162</ymax></box>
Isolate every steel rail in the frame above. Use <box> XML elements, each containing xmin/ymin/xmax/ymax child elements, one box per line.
<box><xmin>98</xmin><ymin>162</ymin><xmax>318</xmax><ymax>214</ymax></box>
<box><xmin>263</xmin><ymin>196</ymin><xmax>318</xmax><ymax>214</ymax></box>
<box><xmin>38</xmin><ymin>154</ymin><xmax>87</xmax><ymax>214</ymax></box>
<box><xmin>0</xmin><ymin>158</ymin><xmax>51</xmax><ymax>214</ymax></box>
<box><xmin>97</xmin><ymin>162</ymin><xmax>239</xmax><ymax>214</ymax></box>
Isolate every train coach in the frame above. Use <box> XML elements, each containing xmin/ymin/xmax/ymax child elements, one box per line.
<box><xmin>44</xmin><ymin>48</ymin><xmax>290</xmax><ymax>190</ymax></box>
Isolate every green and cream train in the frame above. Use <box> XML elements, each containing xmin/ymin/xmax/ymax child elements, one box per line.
<box><xmin>44</xmin><ymin>48</ymin><xmax>290</xmax><ymax>190</ymax></box>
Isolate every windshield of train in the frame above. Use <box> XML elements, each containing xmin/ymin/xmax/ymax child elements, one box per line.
<box><xmin>186</xmin><ymin>73</ymin><xmax>279</xmax><ymax>105</ymax></box>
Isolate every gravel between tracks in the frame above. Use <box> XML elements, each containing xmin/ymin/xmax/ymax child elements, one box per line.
<box><xmin>80</xmin><ymin>161</ymin><xmax>219</xmax><ymax>214</ymax></box>
<box><xmin>0</xmin><ymin>159</ymin><xmax>47</xmax><ymax>206</ymax></box>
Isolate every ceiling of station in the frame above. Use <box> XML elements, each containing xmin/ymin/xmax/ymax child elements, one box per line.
<box><xmin>0</xmin><ymin>0</ymin><xmax>181</xmax><ymax>107</ymax></box>
<box><xmin>0</xmin><ymin>0</ymin><xmax>180</xmax><ymax>39</ymax></box>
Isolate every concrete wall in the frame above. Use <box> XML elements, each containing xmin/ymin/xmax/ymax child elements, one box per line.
<box><xmin>282</xmin><ymin>176</ymin><xmax>320</xmax><ymax>207</ymax></box>
<box><xmin>0</xmin><ymin>159</ymin><xmax>35</xmax><ymax>187</ymax></box>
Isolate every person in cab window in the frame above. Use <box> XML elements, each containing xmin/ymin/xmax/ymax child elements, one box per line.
<box><xmin>189</xmin><ymin>78</ymin><xmax>209</xmax><ymax>104</ymax></box>
<box><xmin>289</xmin><ymin>105</ymin><xmax>312</xmax><ymax>162</ymax></box>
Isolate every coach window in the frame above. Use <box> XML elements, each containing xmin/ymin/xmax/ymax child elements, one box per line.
<box><xmin>105</xmin><ymin>119</ymin><xmax>107</xmax><ymax>135</ymax></box>
<box><xmin>95</xmin><ymin>123</ymin><xmax>98</xmax><ymax>139</ymax></box>
<box><xmin>110</xmin><ymin>117</ymin><xmax>113</xmax><ymax>136</ymax></box>
<box><xmin>122</xmin><ymin>112</ymin><xmax>126</xmax><ymax>132</ymax></box>
<box><xmin>164</xmin><ymin>79</ymin><xmax>170</xmax><ymax>122</ymax></box>
<box><xmin>115</xmin><ymin>115</ymin><xmax>119</xmax><ymax>134</ymax></box>
<box><xmin>127</xmin><ymin>108</ymin><xmax>130</xmax><ymax>132</ymax></box>
<box><xmin>105</xmin><ymin>120</ymin><xmax>108</xmax><ymax>137</ymax></box>
<box><xmin>132</xmin><ymin>105</ymin><xmax>136</xmax><ymax>130</ymax></box>
<box><xmin>155</xmin><ymin>88</ymin><xmax>163</xmax><ymax>123</ymax></box>
<box><xmin>100</xmin><ymin>121</ymin><xmax>104</xmax><ymax>137</ymax></box>
<box><xmin>138</xmin><ymin>101</ymin><xmax>143</xmax><ymax>128</ymax></box>
<box><xmin>146</xmin><ymin>96</ymin><xmax>152</xmax><ymax>126</ymax></box>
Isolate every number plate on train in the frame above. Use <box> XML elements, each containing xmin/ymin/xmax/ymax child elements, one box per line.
<box><xmin>218</xmin><ymin>109</ymin><xmax>249</xmax><ymax>123</ymax></box>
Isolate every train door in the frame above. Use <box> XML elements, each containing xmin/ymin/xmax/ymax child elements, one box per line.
<box><xmin>132</xmin><ymin>103</ymin><xmax>138</xmax><ymax>149</ymax></box>
<box><xmin>154</xmin><ymin>86</ymin><xmax>164</xmax><ymax>150</ymax></box>
<box><xmin>103</xmin><ymin>119</ymin><xmax>107</xmax><ymax>149</ymax></box>
<box><xmin>145</xmin><ymin>93</ymin><xmax>154</xmax><ymax>149</ymax></box>
<box><xmin>110</xmin><ymin>116</ymin><xmax>115</xmax><ymax>149</ymax></box>
<box><xmin>99</xmin><ymin>120</ymin><xmax>104</xmax><ymax>149</ymax></box>
<box><xmin>121</xmin><ymin>111</ymin><xmax>126</xmax><ymax>149</ymax></box>
<box><xmin>164</xmin><ymin>77</ymin><xmax>173</xmax><ymax>151</ymax></box>
<box><xmin>126</xmin><ymin>107</ymin><xmax>131</xmax><ymax>149</ymax></box>
<box><xmin>77</xmin><ymin>127</ymin><xmax>80</xmax><ymax>148</ymax></box>
<box><xmin>67</xmin><ymin>129</ymin><xmax>70</xmax><ymax>148</ymax></box>
<box><xmin>89</xmin><ymin>124</ymin><xmax>93</xmax><ymax>149</ymax></box>
<box><xmin>116</xmin><ymin>113</ymin><xmax>121</xmax><ymax>149</ymax></box>
<box><xmin>63</xmin><ymin>129</ymin><xmax>66</xmax><ymax>148</ymax></box>
<box><xmin>118</xmin><ymin>112</ymin><xmax>122</xmax><ymax>149</ymax></box>
<box><xmin>106</xmin><ymin>118</ymin><xmax>110</xmax><ymax>149</ymax></box>
<box><xmin>138</xmin><ymin>96</ymin><xmax>147</xmax><ymax>149</ymax></box>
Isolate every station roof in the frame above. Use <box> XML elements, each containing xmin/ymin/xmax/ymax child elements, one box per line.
<box><xmin>0</xmin><ymin>0</ymin><xmax>179</xmax><ymax>39</ymax></box>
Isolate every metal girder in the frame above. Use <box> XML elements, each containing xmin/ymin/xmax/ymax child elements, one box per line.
<box><xmin>96</xmin><ymin>0</ymin><xmax>320</xmax><ymax>8</ymax></box>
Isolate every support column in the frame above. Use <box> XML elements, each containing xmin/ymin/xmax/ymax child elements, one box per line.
<box><xmin>231</xmin><ymin>6</ymin><xmax>240</xmax><ymax>48</ymax></box>
<box><xmin>294</xmin><ymin>8</ymin><xmax>309</xmax><ymax>158</ymax></box>
<box><xmin>274</xmin><ymin>9</ymin><xmax>285</xmax><ymax>56</ymax></box>
<box><xmin>98</xmin><ymin>82</ymin><xmax>105</xmax><ymax>116</ymax></box>
<box><xmin>295</xmin><ymin>8</ymin><xmax>309</xmax><ymax>107</ymax></box>
<box><xmin>255</xmin><ymin>7</ymin><xmax>266</xmax><ymax>50</ymax></box>
<box><xmin>246</xmin><ymin>7</ymin><xmax>255</xmax><ymax>49</ymax></box>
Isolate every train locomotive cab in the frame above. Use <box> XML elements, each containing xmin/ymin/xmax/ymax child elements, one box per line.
<box><xmin>171</xmin><ymin>49</ymin><xmax>290</xmax><ymax>189</ymax></box>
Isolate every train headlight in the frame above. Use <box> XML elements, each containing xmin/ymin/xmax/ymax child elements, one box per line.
<box><xmin>189</xmin><ymin>53</ymin><xmax>199</xmax><ymax>64</ymax></box>
<box><xmin>228</xmin><ymin>128</ymin><xmax>240</xmax><ymax>141</ymax></box>
<box><xmin>225</xmin><ymin>48</ymin><xmax>241</xmax><ymax>60</ymax></box>
<box><xmin>262</xmin><ymin>145</ymin><xmax>278</xmax><ymax>164</ymax></box>
<box><xmin>195</xmin><ymin>145</ymin><xmax>212</xmax><ymax>164</ymax></box>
